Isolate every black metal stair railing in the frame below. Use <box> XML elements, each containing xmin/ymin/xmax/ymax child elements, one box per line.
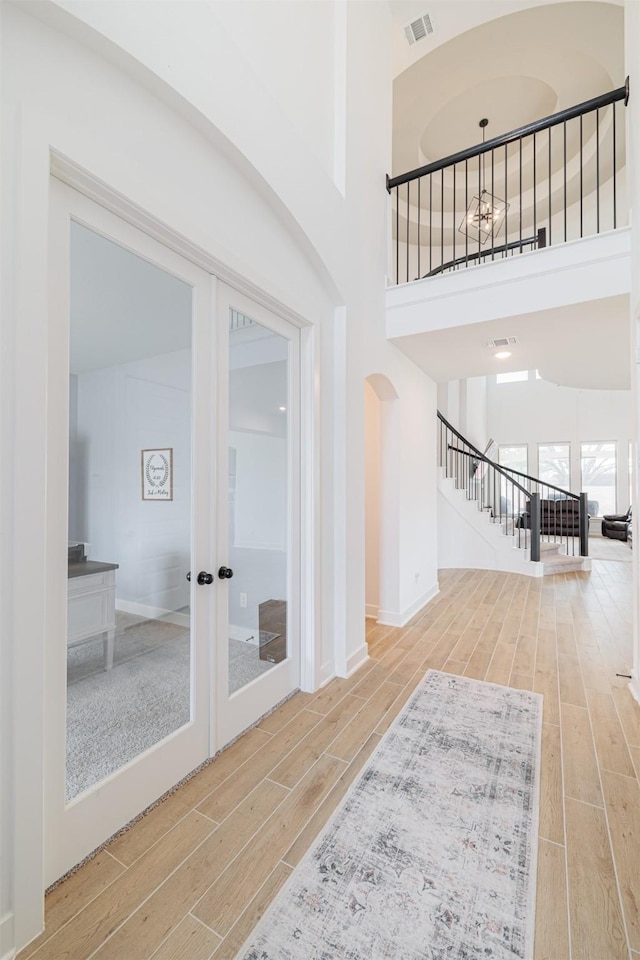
<box><xmin>389</xmin><ymin>81</ymin><xmax>629</xmax><ymax>286</ymax></box>
<box><xmin>438</xmin><ymin>412</ymin><xmax>589</xmax><ymax>561</ymax></box>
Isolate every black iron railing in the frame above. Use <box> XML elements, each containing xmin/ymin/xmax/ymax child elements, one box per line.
<box><xmin>389</xmin><ymin>81</ymin><xmax>629</xmax><ymax>286</ymax></box>
<box><xmin>438</xmin><ymin>413</ymin><xmax>589</xmax><ymax>561</ymax></box>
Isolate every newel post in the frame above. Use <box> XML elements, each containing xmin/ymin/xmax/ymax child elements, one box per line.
<box><xmin>530</xmin><ymin>492</ymin><xmax>541</xmax><ymax>563</ymax></box>
<box><xmin>579</xmin><ymin>492</ymin><xmax>589</xmax><ymax>557</ymax></box>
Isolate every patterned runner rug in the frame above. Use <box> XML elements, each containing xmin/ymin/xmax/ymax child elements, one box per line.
<box><xmin>238</xmin><ymin>670</ymin><xmax>542</xmax><ymax>960</ymax></box>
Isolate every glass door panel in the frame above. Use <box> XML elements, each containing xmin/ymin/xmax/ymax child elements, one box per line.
<box><xmin>215</xmin><ymin>285</ymin><xmax>300</xmax><ymax>748</ymax></box>
<box><xmin>66</xmin><ymin>222</ymin><xmax>194</xmax><ymax>800</ymax></box>
<box><xmin>227</xmin><ymin>310</ymin><xmax>290</xmax><ymax>694</ymax></box>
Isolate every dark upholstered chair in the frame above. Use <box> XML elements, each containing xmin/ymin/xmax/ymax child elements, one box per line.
<box><xmin>601</xmin><ymin>507</ymin><xmax>632</xmax><ymax>541</ymax></box>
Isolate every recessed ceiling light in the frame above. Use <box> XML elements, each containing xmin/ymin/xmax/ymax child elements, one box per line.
<box><xmin>495</xmin><ymin>351</ymin><xmax>511</xmax><ymax>359</ymax></box>
<box><xmin>279</xmin><ymin>406</ymin><xmax>286</xmax><ymax>412</ymax></box>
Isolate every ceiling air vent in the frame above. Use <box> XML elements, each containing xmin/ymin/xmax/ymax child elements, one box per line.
<box><xmin>486</xmin><ymin>337</ymin><xmax>519</xmax><ymax>348</ymax></box>
<box><xmin>404</xmin><ymin>13</ymin><xmax>434</xmax><ymax>45</ymax></box>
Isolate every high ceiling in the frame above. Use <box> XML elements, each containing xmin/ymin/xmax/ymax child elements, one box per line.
<box><xmin>388</xmin><ymin>0</ymin><xmax>628</xmax><ymax>390</ymax></box>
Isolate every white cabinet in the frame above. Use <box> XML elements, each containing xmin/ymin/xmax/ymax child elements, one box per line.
<box><xmin>68</xmin><ymin>566</ymin><xmax>117</xmax><ymax>669</ymax></box>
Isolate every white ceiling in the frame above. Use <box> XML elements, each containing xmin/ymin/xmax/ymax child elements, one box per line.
<box><xmin>389</xmin><ymin>0</ymin><xmax>628</xmax><ymax>390</ymax></box>
<box><xmin>389</xmin><ymin>294</ymin><xmax>630</xmax><ymax>389</ymax></box>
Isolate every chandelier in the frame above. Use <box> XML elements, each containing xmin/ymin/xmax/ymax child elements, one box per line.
<box><xmin>459</xmin><ymin>119</ymin><xmax>509</xmax><ymax>245</ymax></box>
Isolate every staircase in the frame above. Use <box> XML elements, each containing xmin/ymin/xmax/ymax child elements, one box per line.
<box><xmin>438</xmin><ymin>413</ymin><xmax>591</xmax><ymax>577</ymax></box>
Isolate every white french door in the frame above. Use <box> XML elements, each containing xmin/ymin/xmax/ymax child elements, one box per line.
<box><xmin>45</xmin><ymin>180</ymin><xmax>217</xmax><ymax>884</ymax></box>
<box><xmin>45</xmin><ymin>180</ymin><xmax>301</xmax><ymax>885</ymax></box>
<box><xmin>214</xmin><ymin>283</ymin><xmax>301</xmax><ymax>748</ymax></box>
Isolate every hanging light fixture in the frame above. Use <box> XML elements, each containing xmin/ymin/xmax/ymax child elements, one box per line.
<box><xmin>459</xmin><ymin>119</ymin><xmax>509</xmax><ymax>245</ymax></box>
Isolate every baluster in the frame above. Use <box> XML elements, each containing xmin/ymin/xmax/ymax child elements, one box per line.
<box><xmin>406</xmin><ymin>182</ymin><xmax>410</xmax><ymax>283</ymax></box>
<box><xmin>596</xmin><ymin>108</ymin><xmax>600</xmax><ymax>234</ymax></box>
<box><xmin>533</xmin><ymin>131</ymin><xmax>537</xmax><ymax>240</ymax></box>
<box><xmin>417</xmin><ymin>178</ymin><xmax>421</xmax><ymax>279</ymax></box>
<box><xmin>613</xmin><ymin>101</ymin><xmax>617</xmax><ymax>229</ymax></box>
<box><xmin>563</xmin><ymin>121</ymin><xmax>567</xmax><ymax>242</ymax></box>
<box><xmin>579</xmin><ymin>114</ymin><xmax>583</xmax><ymax>238</ymax></box>
<box><xmin>548</xmin><ymin>126</ymin><xmax>552</xmax><ymax>246</ymax></box>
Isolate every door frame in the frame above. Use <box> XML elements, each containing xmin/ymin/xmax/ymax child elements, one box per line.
<box><xmin>11</xmin><ymin>135</ymin><xmax>318</xmax><ymax>948</ymax></box>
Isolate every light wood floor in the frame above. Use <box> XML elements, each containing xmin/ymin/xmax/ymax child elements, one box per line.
<box><xmin>19</xmin><ymin>560</ymin><xmax>640</xmax><ymax>960</ymax></box>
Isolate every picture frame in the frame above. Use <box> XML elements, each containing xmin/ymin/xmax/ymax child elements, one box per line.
<box><xmin>141</xmin><ymin>448</ymin><xmax>173</xmax><ymax>501</ymax></box>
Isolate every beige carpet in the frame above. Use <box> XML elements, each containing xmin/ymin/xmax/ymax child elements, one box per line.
<box><xmin>588</xmin><ymin>537</ymin><xmax>632</xmax><ymax>562</ymax></box>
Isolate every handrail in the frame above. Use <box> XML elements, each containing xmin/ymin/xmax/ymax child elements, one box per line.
<box><xmin>491</xmin><ymin>461</ymin><xmax>578</xmax><ymax>501</ymax></box>
<box><xmin>424</xmin><ymin>230</ymin><xmax>544</xmax><ymax>277</ymax></box>
<box><xmin>438</xmin><ymin>411</ymin><xmax>588</xmax><ymax>559</ymax></box>
<box><xmin>449</xmin><ymin>446</ymin><xmax>578</xmax><ymax>502</ymax></box>
<box><xmin>387</xmin><ymin>81</ymin><xmax>628</xmax><ymax>190</ymax></box>
<box><xmin>447</xmin><ymin>445</ymin><xmax>531</xmax><ymax>499</ymax></box>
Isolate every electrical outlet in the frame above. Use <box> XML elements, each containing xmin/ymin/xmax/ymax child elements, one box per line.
<box><xmin>240</xmin><ymin>592</ymin><xmax>247</xmax><ymax>608</ymax></box>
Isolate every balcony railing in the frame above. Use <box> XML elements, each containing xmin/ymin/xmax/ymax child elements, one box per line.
<box><xmin>388</xmin><ymin>81</ymin><xmax>629</xmax><ymax>286</ymax></box>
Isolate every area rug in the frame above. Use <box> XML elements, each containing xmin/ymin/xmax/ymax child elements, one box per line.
<box><xmin>587</xmin><ymin>536</ymin><xmax>632</xmax><ymax>562</ymax></box>
<box><xmin>238</xmin><ymin>670</ymin><xmax>542</xmax><ymax>960</ymax></box>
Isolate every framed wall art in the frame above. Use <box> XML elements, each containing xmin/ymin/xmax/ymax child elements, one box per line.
<box><xmin>141</xmin><ymin>448</ymin><xmax>173</xmax><ymax>501</ymax></box>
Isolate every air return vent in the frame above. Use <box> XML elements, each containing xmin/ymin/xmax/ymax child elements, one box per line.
<box><xmin>404</xmin><ymin>13</ymin><xmax>434</xmax><ymax>45</ymax></box>
<box><xmin>486</xmin><ymin>336</ymin><xmax>519</xmax><ymax>348</ymax></box>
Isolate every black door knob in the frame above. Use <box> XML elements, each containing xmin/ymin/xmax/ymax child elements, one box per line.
<box><xmin>186</xmin><ymin>571</ymin><xmax>191</xmax><ymax>582</ymax></box>
<box><xmin>218</xmin><ymin>566</ymin><xmax>234</xmax><ymax>579</ymax></box>
<box><xmin>197</xmin><ymin>571</ymin><xmax>214</xmax><ymax>585</ymax></box>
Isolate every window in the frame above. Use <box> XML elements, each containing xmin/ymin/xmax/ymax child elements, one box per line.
<box><xmin>581</xmin><ymin>441</ymin><xmax>616</xmax><ymax>517</ymax></box>
<box><xmin>538</xmin><ymin>443</ymin><xmax>570</xmax><ymax>491</ymax></box>
<box><xmin>498</xmin><ymin>445</ymin><xmax>528</xmax><ymax>515</ymax></box>
<box><xmin>498</xmin><ymin>445</ymin><xmax>528</xmax><ymax>476</ymax></box>
<box><xmin>496</xmin><ymin>370</ymin><xmax>528</xmax><ymax>384</ymax></box>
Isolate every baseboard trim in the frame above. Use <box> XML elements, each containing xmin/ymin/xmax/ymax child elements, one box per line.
<box><xmin>1</xmin><ymin>911</ymin><xmax>15</xmax><ymax>960</ymax></box>
<box><xmin>629</xmin><ymin>678</ymin><xmax>640</xmax><ymax>706</ymax></box>
<box><xmin>377</xmin><ymin>582</ymin><xmax>440</xmax><ymax>628</ymax></box>
<box><xmin>116</xmin><ymin>599</ymin><xmax>189</xmax><ymax>628</ymax></box>
<box><xmin>317</xmin><ymin>663</ymin><xmax>336</xmax><ymax>689</ymax></box>
<box><xmin>343</xmin><ymin>644</ymin><xmax>369</xmax><ymax>678</ymax></box>
<box><xmin>365</xmin><ymin>603</ymin><xmax>378</xmax><ymax>620</ymax></box>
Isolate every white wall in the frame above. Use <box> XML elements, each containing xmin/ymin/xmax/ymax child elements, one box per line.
<box><xmin>487</xmin><ymin>372</ymin><xmax>632</xmax><ymax>513</ymax></box>
<box><xmin>624</xmin><ymin>0</ymin><xmax>640</xmax><ymax>692</ymax></box>
<box><xmin>76</xmin><ymin>350</ymin><xmax>192</xmax><ymax>614</ymax></box>
<box><xmin>463</xmin><ymin>377</ymin><xmax>489</xmax><ymax>450</ymax></box>
<box><xmin>364</xmin><ymin>382</ymin><xmax>381</xmax><ymax>618</ymax></box>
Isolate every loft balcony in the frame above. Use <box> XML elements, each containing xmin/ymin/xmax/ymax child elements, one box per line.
<box><xmin>385</xmin><ymin>84</ymin><xmax>632</xmax><ymax>389</ymax></box>
<box><xmin>387</xmin><ymin>82</ymin><xmax>629</xmax><ymax>288</ymax></box>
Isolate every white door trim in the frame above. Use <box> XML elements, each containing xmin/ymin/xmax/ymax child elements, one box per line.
<box><xmin>50</xmin><ymin>152</ymin><xmax>310</xmax><ymax>331</ymax></box>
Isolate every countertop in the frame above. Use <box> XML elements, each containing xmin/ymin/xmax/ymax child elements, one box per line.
<box><xmin>68</xmin><ymin>560</ymin><xmax>119</xmax><ymax>579</ymax></box>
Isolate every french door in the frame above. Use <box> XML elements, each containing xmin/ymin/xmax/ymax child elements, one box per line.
<box><xmin>45</xmin><ymin>180</ymin><xmax>300</xmax><ymax>885</ymax></box>
<box><xmin>214</xmin><ymin>283</ymin><xmax>301</xmax><ymax>747</ymax></box>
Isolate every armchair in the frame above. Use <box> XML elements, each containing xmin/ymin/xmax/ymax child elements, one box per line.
<box><xmin>601</xmin><ymin>507</ymin><xmax>632</xmax><ymax>541</ymax></box>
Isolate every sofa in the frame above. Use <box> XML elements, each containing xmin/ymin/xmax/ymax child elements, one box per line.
<box><xmin>518</xmin><ymin>498</ymin><xmax>583</xmax><ymax>536</ymax></box>
<box><xmin>601</xmin><ymin>507</ymin><xmax>632</xmax><ymax>541</ymax></box>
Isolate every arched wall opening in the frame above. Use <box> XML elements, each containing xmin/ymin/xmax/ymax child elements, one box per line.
<box><xmin>365</xmin><ymin>374</ymin><xmax>400</xmax><ymax>623</ymax></box>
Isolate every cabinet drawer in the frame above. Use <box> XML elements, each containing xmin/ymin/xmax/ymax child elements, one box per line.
<box><xmin>68</xmin><ymin>570</ymin><xmax>114</xmax><ymax>597</ymax></box>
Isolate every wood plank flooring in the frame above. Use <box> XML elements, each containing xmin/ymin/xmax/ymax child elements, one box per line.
<box><xmin>19</xmin><ymin>560</ymin><xmax>640</xmax><ymax>960</ymax></box>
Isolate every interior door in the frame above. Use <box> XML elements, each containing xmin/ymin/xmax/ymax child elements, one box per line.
<box><xmin>214</xmin><ymin>283</ymin><xmax>301</xmax><ymax>748</ymax></box>
<box><xmin>45</xmin><ymin>179</ymin><xmax>216</xmax><ymax>884</ymax></box>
